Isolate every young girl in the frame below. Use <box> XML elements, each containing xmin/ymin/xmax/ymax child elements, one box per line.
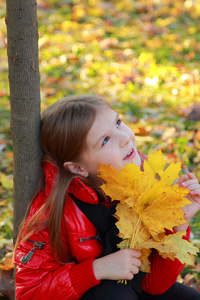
<box><xmin>14</xmin><ymin>95</ymin><xmax>200</xmax><ymax>300</ymax></box>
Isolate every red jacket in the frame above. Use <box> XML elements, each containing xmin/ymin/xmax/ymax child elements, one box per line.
<box><xmin>14</xmin><ymin>162</ymin><xmax>190</xmax><ymax>299</ymax></box>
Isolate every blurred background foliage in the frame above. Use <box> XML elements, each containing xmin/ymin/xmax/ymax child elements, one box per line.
<box><xmin>0</xmin><ymin>0</ymin><xmax>200</xmax><ymax>290</ymax></box>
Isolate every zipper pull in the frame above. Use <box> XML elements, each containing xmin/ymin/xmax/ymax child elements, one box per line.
<box><xmin>20</xmin><ymin>249</ymin><xmax>35</xmax><ymax>264</ymax></box>
<box><xmin>34</xmin><ymin>241</ymin><xmax>45</xmax><ymax>249</ymax></box>
<box><xmin>20</xmin><ymin>241</ymin><xmax>45</xmax><ymax>264</ymax></box>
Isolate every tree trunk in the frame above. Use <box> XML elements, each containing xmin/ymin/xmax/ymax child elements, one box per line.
<box><xmin>6</xmin><ymin>0</ymin><xmax>42</xmax><ymax>244</ymax></box>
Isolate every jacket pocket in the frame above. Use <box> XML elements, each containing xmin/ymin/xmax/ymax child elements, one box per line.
<box><xmin>70</xmin><ymin>232</ymin><xmax>103</xmax><ymax>262</ymax></box>
<box><xmin>14</xmin><ymin>239</ymin><xmax>48</xmax><ymax>270</ymax></box>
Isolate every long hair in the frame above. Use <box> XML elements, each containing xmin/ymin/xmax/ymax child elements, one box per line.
<box><xmin>15</xmin><ymin>95</ymin><xmax>111</xmax><ymax>262</ymax></box>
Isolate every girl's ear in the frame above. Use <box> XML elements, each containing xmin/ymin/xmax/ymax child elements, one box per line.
<box><xmin>63</xmin><ymin>162</ymin><xmax>89</xmax><ymax>177</ymax></box>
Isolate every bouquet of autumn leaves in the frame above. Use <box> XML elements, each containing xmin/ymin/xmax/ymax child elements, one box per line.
<box><xmin>98</xmin><ymin>150</ymin><xmax>199</xmax><ymax>273</ymax></box>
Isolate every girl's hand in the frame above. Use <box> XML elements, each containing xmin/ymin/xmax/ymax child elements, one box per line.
<box><xmin>175</xmin><ymin>173</ymin><xmax>200</xmax><ymax>232</ymax></box>
<box><xmin>180</xmin><ymin>172</ymin><xmax>200</xmax><ymax>204</ymax></box>
<box><xmin>93</xmin><ymin>249</ymin><xmax>141</xmax><ymax>281</ymax></box>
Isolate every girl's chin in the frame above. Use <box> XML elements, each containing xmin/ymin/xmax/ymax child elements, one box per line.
<box><xmin>120</xmin><ymin>155</ymin><xmax>142</xmax><ymax>169</ymax></box>
<box><xmin>122</xmin><ymin>160</ymin><xmax>140</xmax><ymax>168</ymax></box>
<box><xmin>131</xmin><ymin>156</ymin><xmax>141</xmax><ymax>167</ymax></box>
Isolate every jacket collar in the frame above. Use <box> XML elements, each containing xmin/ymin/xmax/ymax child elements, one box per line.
<box><xmin>68</xmin><ymin>178</ymin><xmax>99</xmax><ymax>204</ymax></box>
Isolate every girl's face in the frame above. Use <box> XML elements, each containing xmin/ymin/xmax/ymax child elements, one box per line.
<box><xmin>78</xmin><ymin>107</ymin><xmax>141</xmax><ymax>176</ymax></box>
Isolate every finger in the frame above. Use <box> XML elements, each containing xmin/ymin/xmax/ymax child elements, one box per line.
<box><xmin>187</xmin><ymin>172</ymin><xmax>198</xmax><ymax>180</ymax></box>
<box><xmin>192</xmin><ymin>196</ymin><xmax>200</xmax><ymax>204</ymax></box>
<box><xmin>187</xmin><ymin>194</ymin><xmax>200</xmax><ymax>205</ymax></box>
<box><xmin>129</xmin><ymin>249</ymin><xmax>141</xmax><ymax>258</ymax></box>
<box><xmin>177</xmin><ymin>175</ymin><xmax>187</xmax><ymax>186</ymax></box>
<box><xmin>182</xmin><ymin>180</ymin><xmax>198</xmax><ymax>188</ymax></box>
<box><xmin>189</xmin><ymin>194</ymin><xmax>200</xmax><ymax>204</ymax></box>
<box><xmin>125</xmin><ymin>272</ymin><xmax>134</xmax><ymax>280</ymax></box>
<box><xmin>189</xmin><ymin>187</ymin><xmax>200</xmax><ymax>195</ymax></box>
<box><xmin>130</xmin><ymin>265</ymin><xmax>139</xmax><ymax>275</ymax></box>
<box><xmin>132</xmin><ymin>258</ymin><xmax>142</xmax><ymax>268</ymax></box>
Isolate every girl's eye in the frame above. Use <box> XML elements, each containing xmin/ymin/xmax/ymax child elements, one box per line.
<box><xmin>102</xmin><ymin>136</ymin><xmax>110</xmax><ymax>146</ymax></box>
<box><xmin>116</xmin><ymin>118</ymin><xmax>121</xmax><ymax>128</ymax></box>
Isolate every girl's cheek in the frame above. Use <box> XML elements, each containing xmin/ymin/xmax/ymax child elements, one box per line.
<box><xmin>122</xmin><ymin>124</ymin><xmax>134</xmax><ymax>137</ymax></box>
<box><xmin>127</xmin><ymin>125</ymin><xmax>135</xmax><ymax>138</ymax></box>
<box><xmin>129</xmin><ymin>130</ymin><xmax>136</xmax><ymax>142</ymax></box>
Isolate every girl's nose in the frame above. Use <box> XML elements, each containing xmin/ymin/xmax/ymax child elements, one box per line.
<box><xmin>119</xmin><ymin>132</ymin><xmax>130</xmax><ymax>148</ymax></box>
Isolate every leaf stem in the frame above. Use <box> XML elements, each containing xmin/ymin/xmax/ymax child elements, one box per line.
<box><xmin>130</xmin><ymin>215</ymin><xmax>142</xmax><ymax>248</ymax></box>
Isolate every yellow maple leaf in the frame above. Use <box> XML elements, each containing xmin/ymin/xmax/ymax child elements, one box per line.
<box><xmin>136</xmin><ymin>231</ymin><xmax>199</xmax><ymax>266</ymax></box>
<box><xmin>161</xmin><ymin>161</ymin><xmax>182</xmax><ymax>186</ymax></box>
<box><xmin>99</xmin><ymin>163</ymin><xmax>142</xmax><ymax>205</ymax></box>
<box><xmin>98</xmin><ymin>150</ymin><xmax>199</xmax><ymax>272</ymax></box>
<box><xmin>139</xmin><ymin>184</ymin><xmax>190</xmax><ymax>234</ymax></box>
<box><xmin>143</xmin><ymin>150</ymin><xmax>182</xmax><ymax>186</ymax></box>
<box><xmin>143</xmin><ymin>150</ymin><xmax>166</xmax><ymax>175</ymax></box>
<box><xmin>115</xmin><ymin>203</ymin><xmax>150</xmax><ymax>245</ymax></box>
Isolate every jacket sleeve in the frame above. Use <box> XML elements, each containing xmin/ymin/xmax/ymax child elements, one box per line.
<box><xmin>14</xmin><ymin>241</ymin><xmax>100</xmax><ymax>300</ymax></box>
<box><xmin>141</xmin><ymin>227</ymin><xmax>191</xmax><ymax>295</ymax></box>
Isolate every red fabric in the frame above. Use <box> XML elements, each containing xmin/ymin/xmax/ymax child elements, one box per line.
<box><xmin>14</xmin><ymin>160</ymin><xmax>191</xmax><ymax>299</ymax></box>
<box><xmin>14</xmin><ymin>162</ymin><xmax>101</xmax><ymax>300</ymax></box>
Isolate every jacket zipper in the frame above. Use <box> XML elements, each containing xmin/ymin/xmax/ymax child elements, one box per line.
<box><xmin>79</xmin><ymin>235</ymin><xmax>100</xmax><ymax>242</ymax></box>
<box><xmin>20</xmin><ymin>240</ymin><xmax>45</xmax><ymax>264</ymax></box>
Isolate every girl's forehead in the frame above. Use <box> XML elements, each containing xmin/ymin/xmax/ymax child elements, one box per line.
<box><xmin>87</xmin><ymin>108</ymin><xmax>117</xmax><ymax>142</ymax></box>
<box><xmin>93</xmin><ymin>107</ymin><xmax>116</xmax><ymax>126</ymax></box>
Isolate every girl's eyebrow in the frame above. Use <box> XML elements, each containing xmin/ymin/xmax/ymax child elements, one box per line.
<box><xmin>93</xmin><ymin>112</ymin><xmax>119</xmax><ymax>148</ymax></box>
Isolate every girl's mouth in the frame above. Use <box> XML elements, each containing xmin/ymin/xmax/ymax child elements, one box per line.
<box><xmin>123</xmin><ymin>148</ymin><xmax>136</xmax><ymax>160</ymax></box>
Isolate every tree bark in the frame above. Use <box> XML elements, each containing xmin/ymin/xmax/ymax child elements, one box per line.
<box><xmin>6</xmin><ymin>0</ymin><xmax>42</xmax><ymax>244</ymax></box>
